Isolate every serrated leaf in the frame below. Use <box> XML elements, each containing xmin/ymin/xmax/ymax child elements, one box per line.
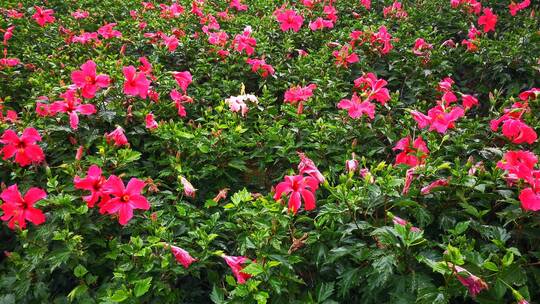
<box><xmin>133</xmin><ymin>277</ymin><xmax>152</xmax><ymax>297</ymax></box>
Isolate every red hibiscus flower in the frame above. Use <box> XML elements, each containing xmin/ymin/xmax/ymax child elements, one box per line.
<box><xmin>74</xmin><ymin>165</ymin><xmax>109</xmax><ymax>208</ymax></box>
<box><xmin>0</xmin><ymin>128</ymin><xmax>45</xmax><ymax>167</ymax></box>
<box><xmin>100</xmin><ymin>176</ymin><xmax>150</xmax><ymax>225</ymax></box>
<box><xmin>71</xmin><ymin>60</ymin><xmax>110</xmax><ymax>99</ymax></box>
<box><xmin>32</xmin><ymin>6</ymin><xmax>55</xmax><ymax>27</ymax></box>
<box><xmin>0</xmin><ymin>184</ymin><xmax>46</xmax><ymax>230</ymax></box>
<box><xmin>223</xmin><ymin>255</ymin><xmax>252</xmax><ymax>284</ymax></box>
<box><xmin>478</xmin><ymin>8</ymin><xmax>497</xmax><ymax>33</ymax></box>
<box><xmin>393</xmin><ymin>136</ymin><xmax>429</xmax><ymax>167</ymax></box>
<box><xmin>274</xmin><ymin>174</ymin><xmax>319</xmax><ymax>214</ymax></box>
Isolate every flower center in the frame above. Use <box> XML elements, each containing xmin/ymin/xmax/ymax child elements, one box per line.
<box><xmin>121</xmin><ymin>194</ymin><xmax>130</xmax><ymax>202</ymax></box>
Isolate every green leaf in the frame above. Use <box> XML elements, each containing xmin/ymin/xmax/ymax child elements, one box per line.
<box><xmin>133</xmin><ymin>277</ymin><xmax>152</xmax><ymax>297</ymax></box>
<box><xmin>210</xmin><ymin>285</ymin><xmax>225</xmax><ymax>304</ymax></box>
<box><xmin>316</xmin><ymin>282</ymin><xmax>335</xmax><ymax>302</ymax></box>
<box><xmin>241</xmin><ymin>262</ymin><xmax>264</xmax><ymax>276</ymax></box>
<box><xmin>110</xmin><ymin>289</ymin><xmax>130</xmax><ymax>302</ymax></box>
<box><xmin>483</xmin><ymin>261</ymin><xmax>499</xmax><ymax>272</ymax></box>
<box><xmin>74</xmin><ymin>265</ymin><xmax>88</xmax><ymax>278</ymax></box>
<box><xmin>67</xmin><ymin>285</ymin><xmax>88</xmax><ymax>302</ymax></box>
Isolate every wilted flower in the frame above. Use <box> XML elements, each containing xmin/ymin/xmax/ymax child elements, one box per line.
<box><xmin>180</xmin><ymin>176</ymin><xmax>196</xmax><ymax>198</ymax></box>
<box><xmin>451</xmin><ymin>265</ymin><xmax>489</xmax><ymax>297</ymax></box>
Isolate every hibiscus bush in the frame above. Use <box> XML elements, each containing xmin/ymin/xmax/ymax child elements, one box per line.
<box><xmin>0</xmin><ymin>0</ymin><xmax>539</xmax><ymax>303</ymax></box>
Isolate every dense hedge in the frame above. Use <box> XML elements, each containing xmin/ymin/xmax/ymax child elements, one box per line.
<box><xmin>0</xmin><ymin>0</ymin><xmax>539</xmax><ymax>303</ymax></box>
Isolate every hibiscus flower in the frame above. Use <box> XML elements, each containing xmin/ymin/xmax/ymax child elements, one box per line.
<box><xmin>50</xmin><ymin>89</ymin><xmax>96</xmax><ymax>130</ymax></box>
<box><xmin>274</xmin><ymin>175</ymin><xmax>319</xmax><ymax>214</ymax></box>
<box><xmin>100</xmin><ymin>176</ymin><xmax>150</xmax><ymax>225</ymax></box>
<box><xmin>223</xmin><ymin>255</ymin><xmax>252</xmax><ymax>284</ymax></box>
<box><xmin>71</xmin><ymin>60</ymin><xmax>110</xmax><ymax>99</ymax></box>
<box><xmin>0</xmin><ymin>184</ymin><xmax>47</xmax><ymax>230</ymax></box>
<box><xmin>74</xmin><ymin>165</ymin><xmax>109</xmax><ymax>208</ymax></box>
<box><xmin>0</xmin><ymin>128</ymin><xmax>45</xmax><ymax>167</ymax></box>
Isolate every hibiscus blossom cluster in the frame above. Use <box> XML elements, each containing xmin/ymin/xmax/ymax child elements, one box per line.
<box><xmin>225</xmin><ymin>93</ymin><xmax>258</xmax><ymax>117</ymax></box>
<box><xmin>0</xmin><ymin>25</ymin><xmax>20</xmax><ymax>68</ymax></box>
<box><xmin>307</xmin><ymin>4</ymin><xmax>338</xmax><ymax>31</ymax></box>
<box><xmin>337</xmin><ymin>72</ymin><xmax>390</xmax><ymax>120</ymax></box>
<box><xmin>383</xmin><ymin>1</ymin><xmax>408</xmax><ymax>19</ymax></box>
<box><xmin>274</xmin><ymin>152</ymin><xmax>324</xmax><ymax>214</ymax></box>
<box><xmin>74</xmin><ymin>165</ymin><xmax>150</xmax><ymax>225</ymax></box>
<box><xmin>490</xmin><ymin>88</ymin><xmax>538</xmax><ymax>145</ymax></box>
<box><xmin>36</xmin><ymin>60</ymin><xmax>109</xmax><ymax>130</ymax></box>
<box><xmin>411</xmin><ymin>77</ymin><xmax>478</xmax><ymax>134</ymax></box>
<box><xmin>171</xmin><ymin>71</ymin><xmax>194</xmax><ymax>117</ymax></box>
<box><xmin>497</xmin><ymin>150</ymin><xmax>540</xmax><ymax>211</ymax></box>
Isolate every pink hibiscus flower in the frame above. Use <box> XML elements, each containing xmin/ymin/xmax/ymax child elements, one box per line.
<box><xmin>274</xmin><ymin>8</ymin><xmax>304</xmax><ymax>32</ymax></box>
<box><xmin>393</xmin><ymin>136</ymin><xmax>429</xmax><ymax>167</ymax></box>
<box><xmin>168</xmin><ymin>244</ymin><xmax>197</xmax><ymax>268</ymax></box>
<box><xmin>50</xmin><ymin>89</ymin><xmax>96</xmax><ymax>130</ymax></box>
<box><xmin>232</xmin><ymin>26</ymin><xmax>257</xmax><ymax>56</ymax></box>
<box><xmin>123</xmin><ymin>66</ymin><xmax>150</xmax><ymax>99</ymax></box>
<box><xmin>32</xmin><ymin>6</ymin><xmax>55</xmax><ymax>27</ymax></box>
<box><xmin>145</xmin><ymin>113</ymin><xmax>158</xmax><ymax>130</ymax></box>
<box><xmin>274</xmin><ymin>175</ymin><xmax>319</xmax><ymax>214</ymax></box>
<box><xmin>173</xmin><ymin>71</ymin><xmax>193</xmax><ymax>93</ymax></box>
<box><xmin>223</xmin><ymin>255</ymin><xmax>252</xmax><ymax>284</ymax></box>
<box><xmin>284</xmin><ymin>84</ymin><xmax>317</xmax><ymax>114</ymax></box>
<box><xmin>98</xmin><ymin>23</ymin><xmax>122</xmax><ymax>39</ymax></box>
<box><xmin>0</xmin><ymin>128</ymin><xmax>45</xmax><ymax>167</ymax></box>
<box><xmin>246</xmin><ymin>58</ymin><xmax>275</xmax><ymax>78</ymax></box>
<box><xmin>337</xmin><ymin>92</ymin><xmax>375</xmax><ymax>119</ymax></box>
<box><xmin>71</xmin><ymin>60</ymin><xmax>110</xmax><ymax>99</ymax></box>
<box><xmin>105</xmin><ymin>126</ymin><xmax>129</xmax><ymax>147</ymax></box>
<box><xmin>478</xmin><ymin>8</ymin><xmax>497</xmax><ymax>33</ymax></box>
<box><xmin>74</xmin><ymin>165</ymin><xmax>109</xmax><ymax>208</ymax></box>
<box><xmin>180</xmin><ymin>176</ymin><xmax>197</xmax><ymax>198</ymax></box>
<box><xmin>353</xmin><ymin>73</ymin><xmax>391</xmax><ymax>105</ymax></box>
<box><xmin>297</xmin><ymin>152</ymin><xmax>325</xmax><ymax>183</ymax></box>
<box><xmin>100</xmin><ymin>176</ymin><xmax>150</xmax><ymax>225</ymax></box>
